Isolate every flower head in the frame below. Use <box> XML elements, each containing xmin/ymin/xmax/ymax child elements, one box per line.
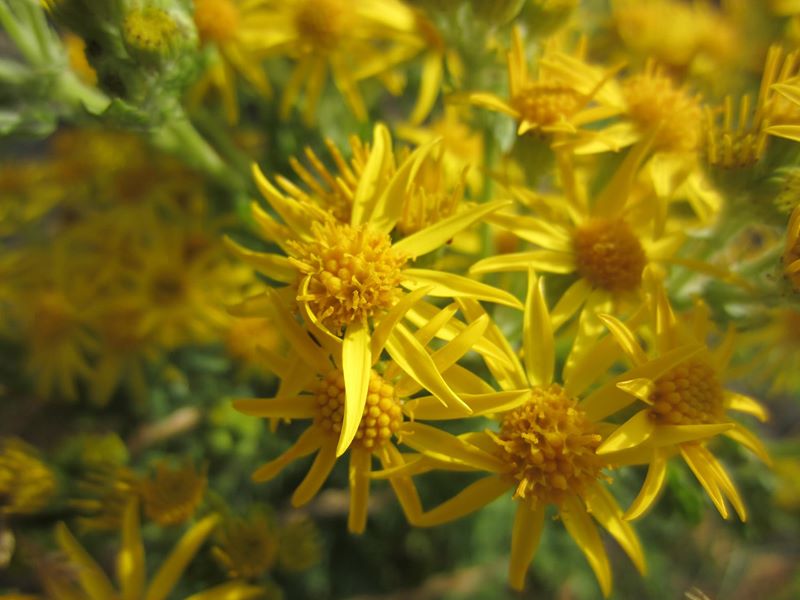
<box><xmin>212</xmin><ymin>509</ymin><xmax>280</xmax><ymax>579</ymax></box>
<box><xmin>140</xmin><ymin>460</ymin><xmax>207</xmax><ymax>526</ymax></box>
<box><xmin>0</xmin><ymin>439</ymin><xmax>57</xmax><ymax>516</ymax></box>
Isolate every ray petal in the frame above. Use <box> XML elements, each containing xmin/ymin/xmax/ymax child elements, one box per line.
<box><xmin>338</xmin><ymin>322</ymin><xmax>372</xmax><ymax>456</ymax></box>
<box><xmin>416</xmin><ymin>476</ymin><xmax>511</xmax><ymax>527</ymax></box>
<box><xmin>508</xmin><ymin>501</ymin><xmax>546</xmax><ymax>590</ymax></box>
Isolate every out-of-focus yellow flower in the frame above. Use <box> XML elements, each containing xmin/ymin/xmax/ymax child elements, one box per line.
<box><xmin>212</xmin><ymin>509</ymin><xmax>279</xmax><ymax>579</ymax></box>
<box><xmin>736</xmin><ymin>307</ymin><xmax>800</xmax><ymax>395</ymax></box>
<box><xmin>278</xmin><ymin>517</ymin><xmax>321</xmax><ymax>572</ymax></box>
<box><xmin>593</xmin><ymin>274</ymin><xmax>771</xmax><ymax>522</ymax></box>
<box><xmin>140</xmin><ymin>460</ymin><xmax>207</xmax><ymax>526</ymax></box>
<box><xmin>229</xmin><ymin>123</ymin><xmax>519</xmax><ymax>453</ymax></box>
<box><xmin>246</xmin><ymin>0</ymin><xmax>423</xmax><ymax>123</ymax></box>
<box><xmin>773</xmin><ymin>456</ymin><xmax>800</xmax><ymax>509</ymax></box>
<box><xmin>0</xmin><ymin>439</ymin><xmax>57</xmax><ymax>516</ymax></box>
<box><xmin>49</xmin><ymin>500</ymin><xmax>264</xmax><ymax>600</ymax></box>
<box><xmin>72</xmin><ymin>462</ymin><xmax>139</xmax><ymax>532</ymax></box>
<box><xmin>191</xmin><ymin>0</ymin><xmax>274</xmax><ymax>123</ymax></box>
<box><xmin>225</xmin><ymin>316</ymin><xmax>283</xmax><ymax>371</ymax></box>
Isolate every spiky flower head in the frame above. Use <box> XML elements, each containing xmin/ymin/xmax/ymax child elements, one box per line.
<box><xmin>140</xmin><ymin>460</ymin><xmax>207</xmax><ymax>526</ymax></box>
<box><xmin>212</xmin><ymin>509</ymin><xmax>280</xmax><ymax>579</ymax></box>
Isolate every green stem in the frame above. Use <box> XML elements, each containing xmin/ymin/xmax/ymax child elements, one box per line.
<box><xmin>57</xmin><ymin>72</ymin><xmax>110</xmax><ymax>116</ymax></box>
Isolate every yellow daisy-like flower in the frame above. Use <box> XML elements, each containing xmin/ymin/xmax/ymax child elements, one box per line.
<box><xmin>246</xmin><ymin>0</ymin><xmax>422</xmax><ymax>123</ymax></box>
<box><xmin>191</xmin><ymin>0</ymin><xmax>273</xmax><ymax>123</ymax></box>
<box><xmin>387</xmin><ymin>273</ymin><xmax>663</xmax><ymax>595</ymax></box>
<box><xmin>463</xmin><ymin>27</ymin><xmax>621</xmax><ymax>141</ymax></box>
<box><xmin>234</xmin><ymin>297</ymin><xmax>527</xmax><ymax>531</ymax></box>
<box><xmin>49</xmin><ymin>500</ymin><xmax>264</xmax><ymax>600</ymax></box>
<box><xmin>140</xmin><ymin>460</ymin><xmax>207</xmax><ymax>527</ymax></box>
<box><xmin>212</xmin><ymin>509</ymin><xmax>280</xmax><ymax>579</ymax></box>
<box><xmin>229</xmin><ymin>123</ymin><xmax>519</xmax><ymax>453</ymax></box>
<box><xmin>589</xmin><ymin>275</ymin><xmax>771</xmax><ymax>522</ymax></box>
<box><xmin>0</xmin><ymin>438</ymin><xmax>57</xmax><ymax>516</ymax></box>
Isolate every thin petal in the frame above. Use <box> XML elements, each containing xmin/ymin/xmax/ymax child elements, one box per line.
<box><xmin>348</xmin><ymin>448</ymin><xmax>372</xmax><ymax>534</ymax></box>
<box><xmin>379</xmin><ymin>443</ymin><xmax>423</xmax><ymax>525</ymax></box>
<box><xmin>680</xmin><ymin>445</ymin><xmax>728</xmax><ymax>519</ymax></box>
<box><xmin>508</xmin><ymin>501</ymin><xmax>546</xmax><ymax>590</ymax></box>
<box><xmin>55</xmin><ymin>524</ymin><xmax>116</xmax><ymax>600</ymax></box>
<box><xmin>551</xmin><ymin>279</ymin><xmax>593</xmax><ymax>331</ymax></box>
<box><xmin>403</xmin><ymin>269</ymin><xmax>524</xmax><ymax>309</ymax></box>
<box><xmin>144</xmin><ymin>514</ymin><xmax>220</xmax><ymax>600</ymax></box>
<box><xmin>338</xmin><ymin>322</ymin><xmax>372</xmax><ymax>456</ymax></box>
<box><xmin>469</xmin><ymin>250</ymin><xmax>575</xmax><ymax>275</ymax></box>
<box><xmin>724</xmin><ymin>392</ymin><xmax>769</xmax><ymax>422</ymax></box>
<box><xmin>351</xmin><ymin>123</ymin><xmax>391</xmax><ymax>226</ymax></box>
<box><xmin>397</xmin><ymin>422</ymin><xmax>505</xmax><ymax>472</ymax></box>
<box><xmin>222</xmin><ymin>236</ymin><xmax>296</xmax><ymax>282</ymax></box>
<box><xmin>370</xmin><ymin>286</ymin><xmax>432</xmax><ymax>363</ymax></box>
<box><xmin>559</xmin><ymin>495</ymin><xmax>612</xmax><ymax>598</ymax></box>
<box><xmin>416</xmin><ymin>476</ymin><xmax>511</xmax><ymax>527</ymax></box>
<box><xmin>597</xmin><ymin>411</ymin><xmax>655</xmax><ymax>454</ymax></box>
<box><xmin>624</xmin><ymin>450</ymin><xmax>668</xmax><ymax>520</ymax></box>
<box><xmin>592</xmin><ymin>137</ymin><xmax>653</xmax><ymax>219</ymax></box>
<box><xmin>292</xmin><ymin>440</ymin><xmax>337</xmax><ymax>506</ymax></box>
<box><xmin>584</xmin><ymin>483</ymin><xmax>646</xmax><ymax>575</ymax></box>
<box><xmin>597</xmin><ymin>313</ymin><xmax>648</xmax><ymax>366</ymax></box>
<box><xmin>184</xmin><ymin>582</ymin><xmax>266</xmax><ymax>600</ymax></box>
<box><xmin>724</xmin><ymin>424</ymin><xmax>772</xmax><ymax>465</ymax></box>
<box><xmin>649</xmin><ymin>423</ymin><xmax>733</xmax><ymax>447</ymax></box>
<box><xmin>523</xmin><ymin>271</ymin><xmax>554</xmax><ymax>387</ymax></box>
<box><xmin>252</xmin><ymin>427</ymin><xmax>323</xmax><ymax>483</ymax></box>
<box><xmin>488</xmin><ymin>211</ymin><xmax>572</xmax><ymax>251</ymax></box>
<box><xmin>119</xmin><ymin>500</ymin><xmax>145</xmax><ymax>600</ymax></box>
<box><xmin>406</xmin><ymin>389</ymin><xmax>531</xmax><ymax>420</ymax></box>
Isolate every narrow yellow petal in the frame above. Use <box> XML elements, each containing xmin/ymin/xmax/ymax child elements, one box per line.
<box><xmin>765</xmin><ymin>123</ymin><xmax>800</xmax><ymax>141</ymax></box>
<box><xmin>488</xmin><ymin>211</ymin><xmax>572</xmax><ymax>251</ymax></box>
<box><xmin>523</xmin><ymin>272</ymin><xmax>554</xmax><ymax>387</ymax></box>
<box><xmin>416</xmin><ymin>476</ymin><xmax>511</xmax><ymax>527</ymax></box>
<box><xmin>338</xmin><ymin>322</ymin><xmax>372</xmax><ymax>456</ymax></box>
<box><xmin>649</xmin><ymin>423</ymin><xmax>733</xmax><ymax>447</ymax></box>
<box><xmin>385</xmin><ymin>323</ymin><xmax>472</xmax><ymax>414</ymax></box>
<box><xmin>592</xmin><ymin>137</ymin><xmax>653</xmax><ymax>219</ymax></box>
<box><xmin>55</xmin><ymin>524</ymin><xmax>117</xmax><ymax>600</ymax></box>
<box><xmin>597</xmin><ymin>313</ymin><xmax>648</xmax><ymax>366</ymax></box>
<box><xmin>463</xmin><ymin>91</ymin><xmax>519</xmax><ymax>116</ymax></box>
<box><xmin>680</xmin><ymin>445</ymin><xmax>728</xmax><ymax>519</ymax></box>
<box><xmin>597</xmin><ymin>411</ymin><xmax>655</xmax><ymax>455</ymax></box>
<box><xmin>397</xmin><ymin>422</ymin><xmax>505</xmax><ymax>472</ymax></box>
<box><xmin>252</xmin><ymin>164</ymin><xmax>316</xmax><ymax>238</ymax></box>
<box><xmin>351</xmin><ymin>123</ymin><xmax>391</xmax><ymax>227</ymax></box>
<box><xmin>508</xmin><ymin>501</ymin><xmax>546</xmax><ymax>590</ymax></box>
<box><xmin>615</xmin><ymin>378</ymin><xmax>655</xmax><ymax>404</ymax></box>
<box><xmin>233</xmin><ymin>396</ymin><xmax>316</xmax><ymax>419</ymax></box>
<box><xmin>698</xmin><ymin>446</ymin><xmax>747</xmax><ymax>521</ymax></box>
<box><xmin>370</xmin><ymin>286</ymin><xmax>431</xmax><ymax>363</ymax></box>
<box><xmin>119</xmin><ymin>500</ymin><xmax>145</xmax><ymax>600</ymax></box>
<box><xmin>406</xmin><ymin>389</ymin><xmax>530</xmax><ymax>420</ymax></box>
<box><xmin>469</xmin><ymin>250</ymin><xmax>576</xmax><ymax>276</ymax></box>
<box><xmin>625</xmin><ymin>451</ymin><xmax>668</xmax><ymax>521</ymax></box>
<box><xmin>559</xmin><ymin>495</ymin><xmax>613</xmax><ymax>597</ymax></box>
<box><xmin>403</xmin><ymin>268</ymin><xmax>523</xmax><ymax>309</ymax></box>
<box><xmin>427</xmin><ymin>313</ymin><xmax>490</xmax><ymax>375</ymax></box>
<box><xmin>724</xmin><ymin>424</ymin><xmax>772</xmax><ymax>465</ymax></box>
<box><xmin>584</xmin><ymin>484</ymin><xmax>646</xmax><ymax>575</ymax></box>
<box><xmin>348</xmin><ymin>448</ymin><xmax>372</xmax><ymax>534</ymax></box>
<box><xmin>252</xmin><ymin>427</ymin><xmax>323</xmax><ymax>483</ymax></box>
<box><xmin>145</xmin><ymin>514</ymin><xmax>220</xmax><ymax>600</ymax></box>
<box><xmin>222</xmin><ymin>236</ymin><xmax>296</xmax><ymax>283</ymax></box>
<box><xmin>379</xmin><ymin>443</ymin><xmax>423</xmax><ymax>525</ymax></box>
<box><xmin>724</xmin><ymin>392</ymin><xmax>769</xmax><ymax>422</ymax></box>
<box><xmin>393</xmin><ymin>200</ymin><xmax>512</xmax><ymax>259</ymax></box>
<box><xmin>292</xmin><ymin>440</ymin><xmax>337</xmax><ymax>506</ymax></box>
<box><xmin>551</xmin><ymin>279</ymin><xmax>593</xmax><ymax>331</ymax></box>
<box><xmin>408</xmin><ymin>51</ymin><xmax>443</xmax><ymax>125</ymax></box>
<box><xmin>184</xmin><ymin>582</ymin><xmax>266</xmax><ymax>600</ymax></box>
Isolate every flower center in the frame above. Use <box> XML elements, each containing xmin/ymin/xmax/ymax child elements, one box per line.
<box><xmin>140</xmin><ymin>462</ymin><xmax>206</xmax><ymax>526</ymax></box>
<box><xmin>623</xmin><ymin>72</ymin><xmax>701</xmax><ymax>152</ymax></box>
<box><xmin>494</xmin><ymin>385</ymin><xmax>603</xmax><ymax>505</ymax></box>
<box><xmin>122</xmin><ymin>7</ymin><xmax>179</xmax><ymax>54</ymax></box>
<box><xmin>648</xmin><ymin>359</ymin><xmax>724</xmax><ymax>425</ymax></box>
<box><xmin>149</xmin><ymin>269</ymin><xmax>188</xmax><ymax>305</ymax></box>
<box><xmin>511</xmin><ymin>83</ymin><xmax>583</xmax><ymax>130</ymax></box>
<box><xmin>294</xmin><ymin>0</ymin><xmax>346</xmax><ymax>52</ymax></box>
<box><xmin>194</xmin><ymin>0</ymin><xmax>240</xmax><ymax>45</ymax></box>
<box><xmin>314</xmin><ymin>370</ymin><xmax>403</xmax><ymax>451</ymax></box>
<box><xmin>573</xmin><ymin>218</ymin><xmax>647</xmax><ymax>293</ymax></box>
<box><xmin>290</xmin><ymin>220</ymin><xmax>407</xmax><ymax>332</ymax></box>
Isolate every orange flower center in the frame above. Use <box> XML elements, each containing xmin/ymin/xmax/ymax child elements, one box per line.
<box><xmin>314</xmin><ymin>370</ymin><xmax>403</xmax><ymax>451</ymax></box>
<box><xmin>511</xmin><ymin>83</ymin><xmax>583</xmax><ymax>129</ymax></box>
<box><xmin>294</xmin><ymin>0</ymin><xmax>346</xmax><ymax>52</ymax></box>
<box><xmin>495</xmin><ymin>385</ymin><xmax>603</xmax><ymax>505</ymax></box>
<box><xmin>648</xmin><ymin>359</ymin><xmax>724</xmax><ymax>425</ymax></box>
<box><xmin>573</xmin><ymin>218</ymin><xmax>647</xmax><ymax>293</ymax></box>
<box><xmin>194</xmin><ymin>0</ymin><xmax>240</xmax><ymax>45</ymax></box>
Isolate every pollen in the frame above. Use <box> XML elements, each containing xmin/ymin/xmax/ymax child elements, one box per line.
<box><xmin>289</xmin><ymin>219</ymin><xmax>407</xmax><ymax>332</ymax></box>
<box><xmin>122</xmin><ymin>6</ymin><xmax>179</xmax><ymax>55</ymax></box>
<box><xmin>573</xmin><ymin>218</ymin><xmax>647</xmax><ymax>293</ymax></box>
<box><xmin>194</xmin><ymin>0</ymin><xmax>240</xmax><ymax>45</ymax></box>
<box><xmin>314</xmin><ymin>370</ymin><xmax>403</xmax><ymax>451</ymax></box>
<box><xmin>623</xmin><ymin>70</ymin><xmax>702</xmax><ymax>152</ymax></box>
<box><xmin>494</xmin><ymin>385</ymin><xmax>603</xmax><ymax>505</ymax></box>
<box><xmin>294</xmin><ymin>0</ymin><xmax>347</xmax><ymax>52</ymax></box>
<box><xmin>140</xmin><ymin>461</ymin><xmax>207</xmax><ymax>526</ymax></box>
<box><xmin>648</xmin><ymin>359</ymin><xmax>724</xmax><ymax>425</ymax></box>
<box><xmin>511</xmin><ymin>83</ymin><xmax>583</xmax><ymax>130</ymax></box>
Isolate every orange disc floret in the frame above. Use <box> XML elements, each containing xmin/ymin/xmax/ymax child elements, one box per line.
<box><xmin>573</xmin><ymin>218</ymin><xmax>647</xmax><ymax>293</ymax></box>
<box><xmin>290</xmin><ymin>219</ymin><xmax>407</xmax><ymax>332</ymax></box>
<box><xmin>648</xmin><ymin>359</ymin><xmax>724</xmax><ymax>425</ymax></box>
<box><xmin>494</xmin><ymin>385</ymin><xmax>603</xmax><ymax>505</ymax></box>
<box><xmin>314</xmin><ymin>370</ymin><xmax>403</xmax><ymax>451</ymax></box>
<box><xmin>511</xmin><ymin>82</ymin><xmax>583</xmax><ymax>129</ymax></box>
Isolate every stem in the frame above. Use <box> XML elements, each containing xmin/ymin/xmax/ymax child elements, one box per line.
<box><xmin>57</xmin><ymin>72</ymin><xmax>110</xmax><ymax>115</ymax></box>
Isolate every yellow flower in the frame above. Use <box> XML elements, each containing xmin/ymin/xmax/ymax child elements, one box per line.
<box><xmin>49</xmin><ymin>500</ymin><xmax>264</xmax><ymax>600</ymax></box>
<box><xmin>140</xmin><ymin>460</ymin><xmax>207</xmax><ymax>527</ymax></box>
<box><xmin>245</xmin><ymin>0</ymin><xmax>423</xmax><ymax>123</ymax></box>
<box><xmin>229</xmin><ymin>123</ymin><xmax>520</xmax><ymax>453</ymax></box>
<box><xmin>191</xmin><ymin>0</ymin><xmax>273</xmax><ymax>123</ymax></box>
<box><xmin>590</xmin><ymin>274</ymin><xmax>771</xmax><ymax>522</ymax></box>
<box><xmin>734</xmin><ymin>307</ymin><xmax>800</xmax><ymax>394</ymax></box>
<box><xmin>212</xmin><ymin>509</ymin><xmax>280</xmax><ymax>579</ymax></box>
<box><xmin>391</xmin><ymin>273</ymin><xmax>651</xmax><ymax>595</ymax></box>
<box><xmin>0</xmin><ymin>438</ymin><xmax>57</xmax><ymax>516</ymax></box>
<box><xmin>234</xmin><ymin>297</ymin><xmax>527</xmax><ymax>531</ymax></box>
<box><xmin>277</xmin><ymin>517</ymin><xmax>321</xmax><ymax>572</ymax></box>
<box><xmin>71</xmin><ymin>462</ymin><xmax>139</xmax><ymax>532</ymax></box>
<box><xmin>462</xmin><ymin>27</ymin><xmax>622</xmax><ymax>141</ymax></box>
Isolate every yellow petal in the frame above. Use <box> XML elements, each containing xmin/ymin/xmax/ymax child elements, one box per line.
<box><xmin>698</xmin><ymin>445</ymin><xmax>747</xmax><ymax>521</ymax></box>
<box><xmin>233</xmin><ymin>396</ymin><xmax>316</xmax><ymax>419</ymax></box>
<box><xmin>252</xmin><ymin>164</ymin><xmax>315</xmax><ymax>238</ymax></box>
<box><xmin>615</xmin><ymin>378</ymin><xmax>655</xmax><ymax>404</ymax></box>
<box><xmin>597</xmin><ymin>411</ymin><xmax>655</xmax><ymax>454</ymax></box>
<box><xmin>559</xmin><ymin>495</ymin><xmax>612</xmax><ymax>598</ymax></box>
<box><xmin>508</xmin><ymin>501</ymin><xmax>546</xmax><ymax>590</ymax></box>
<box><xmin>55</xmin><ymin>523</ymin><xmax>116</xmax><ymax>600</ymax></box>
<box><xmin>765</xmin><ymin>123</ymin><xmax>800</xmax><ymax>141</ymax></box>
<box><xmin>469</xmin><ymin>250</ymin><xmax>576</xmax><ymax>276</ymax></box>
<box><xmin>463</xmin><ymin>91</ymin><xmax>519</xmax><ymax>116</ymax></box>
<box><xmin>393</xmin><ymin>200</ymin><xmax>512</xmax><ymax>259</ymax></box>
<box><xmin>252</xmin><ymin>427</ymin><xmax>322</xmax><ymax>483</ymax></box>
<box><xmin>488</xmin><ymin>211</ymin><xmax>572</xmax><ymax>251</ymax></box>
<box><xmin>680</xmin><ymin>445</ymin><xmax>728</xmax><ymax>519</ymax></box>
<box><xmin>427</xmin><ymin>313</ymin><xmax>490</xmax><ymax>375</ymax></box>
<box><xmin>584</xmin><ymin>483</ymin><xmax>646</xmax><ymax>575</ymax></box>
<box><xmin>403</xmin><ymin>268</ymin><xmax>523</xmax><ymax>309</ymax></box>
<box><xmin>370</xmin><ymin>286</ymin><xmax>431</xmax><ymax>363</ymax></box>
<box><xmin>406</xmin><ymin>389</ymin><xmax>530</xmax><ymax>420</ymax></box>
<box><xmin>523</xmin><ymin>271</ymin><xmax>554</xmax><ymax>387</ymax></box>
<box><xmin>724</xmin><ymin>392</ymin><xmax>769</xmax><ymax>422</ymax></box>
<box><xmin>397</xmin><ymin>422</ymin><xmax>505</xmax><ymax>472</ymax></box>
<box><xmin>724</xmin><ymin>424</ymin><xmax>772</xmax><ymax>465</ymax></box>
<box><xmin>408</xmin><ymin>51</ymin><xmax>443</xmax><ymax>125</ymax></box>
<box><xmin>338</xmin><ymin>322</ymin><xmax>372</xmax><ymax>456</ymax></box>
<box><xmin>348</xmin><ymin>448</ymin><xmax>372</xmax><ymax>534</ymax></box>
<box><xmin>351</xmin><ymin>123</ymin><xmax>392</xmax><ymax>227</ymax></box>
<box><xmin>551</xmin><ymin>279</ymin><xmax>593</xmax><ymax>331</ymax></box>
<box><xmin>379</xmin><ymin>443</ymin><xmax>423</xmax><ymax>525</ymax></box>
<box><xmin>385</xmin><ymin>323</ymin><xmax>471</xmax><ymax>414</ymax></box>
<box><xmin>292</xmin><ymin>440</ymin><xmax>338</xmax><ymax>507</ymax></box>
<box><xmin>649</xmin><ymin>423</ymin><xmax>733</xmax><ymax>447</ymax></box>
<box><xmin>222</xmin><ymin>236</ymin><xmax>296</xmax><ymax>282</ymax></box>
<box><xmin>416</xmin><ymin>476</ymin><xmax>511</xmax><ymax>527</ymax></box>
<box><xmin>597</xmin><ymin>313</ymin><xmax>647</xmax><ymax>366</ymax></box>
<box><xmin>592</xmin><ymin>137</ymin><xmax>653</xmax><ymax>219</ymax></box>
<box><xmin>119</xmin><ymin>500</ymin><xmax>145</xmax><ymax>600</ymax></box>
<box><xmin>624</xmin><ymin>450</ymin><xmax>668</xmax><ymax>521</ymax></box>
<box><xmin>145</xmin><ymin>514</ymin><xmax>220</xmax><ymax>600</ymax></box>
<box><xmin>184</xmin><ymin>582</ymin><xmax>267</xmax><ymax>600</ymax></box>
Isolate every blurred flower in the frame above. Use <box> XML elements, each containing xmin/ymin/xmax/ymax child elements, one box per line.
<box><xmin>278</xmin><ymin>517</ymin><xmax>321</xmax><ymax>572</ymax></box>
<box><xmin>212</xmin><ymin>509</ymin><xmax>280</xmax><ymax>579</ymax></box>
<box><xmin>72</xmin><ymin>462</ymin><xmax>139</xmax><ymax>532</ymax></box>
<box><xmin>140</xmin><ymin>460</ymin><xmax>207</xmax><ymax>526</ymax></box>
<box><xmin>0</xmin><ymin>438</ymin><xmax>57</xmax><ymax>516</ymax></box>
<box><xmin>783</xmin><ymin>205</ymin><xmax>800</xmax><ymax>290</ymax></box>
